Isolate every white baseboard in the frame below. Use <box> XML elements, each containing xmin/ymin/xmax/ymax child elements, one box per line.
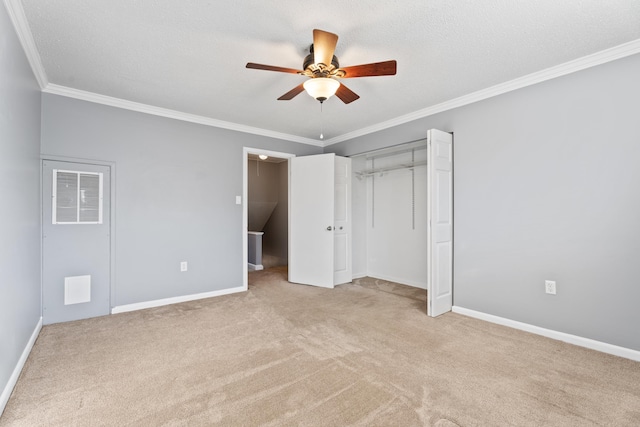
<box><xmin>1</xmin><ymin>317</ymin><xmax>42</xmax><ymax>416</ymax></box>
<box><xmin>247</xmin><ymin>263</ymin><xmax>264</xmax><ymax>271</ymax></box>
<box><xmin>111</xmin><ymin>286</ymin><xmax>246</xmax><ymax>314</ymax></box>
<box><xmin>452</xmin><ymin>306</ymin><xmax>640</xmax><ymax>362</ymax></box>
<box><xmin>366</xmin><ymin>273</ymin><xmax>427</xmax><ymax>290</ymax></box>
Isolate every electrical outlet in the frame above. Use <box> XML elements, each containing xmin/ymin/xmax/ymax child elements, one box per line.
<box><xmin>180</xmin><ymin>261</ymin><xmax>188</xmax><ymax>272</ymax></box>
<box><xmin>545</xmin><ymin>280</ymin><xmax>556</xmax><ymax>295</ymax></box>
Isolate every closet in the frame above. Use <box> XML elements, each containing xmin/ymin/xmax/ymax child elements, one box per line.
<box><xmin>351</xmin><ymin>129</ymin><xmax>453</xmax><ymax>316</ymax></box>
<box><xmin>353</xmin><ymin>140</ymin><xmax>429</xmax><ymax>288</ymax></box>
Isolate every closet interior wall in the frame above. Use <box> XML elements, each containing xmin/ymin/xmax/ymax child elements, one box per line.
<box><xmin>351</xmin><ymin>141</ymin><xmax>429</xmax><ymax>288</ymax></box>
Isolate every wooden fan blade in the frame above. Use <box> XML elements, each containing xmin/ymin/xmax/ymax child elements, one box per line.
<box><xmin>335</xmin><ymin>83</ymin><xmax>360</xmax><ymax>104</ymax></box>
<box><xmin>246</xmin><ymin>63</ymin><xmax>301</xmax><ymax>74</ymax></box>
<box><xmin>313</xmin><ymin>29</ymin><xmax>338</xmax><ymax>67</ymax></box>
<box><xmin>278</xmin><ymin>83</ymin><xmax>306</xmax><ymax>100</ymax></box>
<box><xmin>339</xmin><ymin>60</ymin><xmax>397</xmax><ymax>78</ymax></box>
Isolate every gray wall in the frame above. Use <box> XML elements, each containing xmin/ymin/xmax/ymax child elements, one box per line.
<box><xmin>327</xmin><ymin>53</ymin><xmax>640</xmax><ymax>351</ymax></box>
<box><xmin>0</xmin><ymin>5</ymin><xmax>42</xmax><ymax>411</ymax></box>
<box><xmin>262</xmin><ymin>161</ymin><xmax>288</xmax><ymax>266</ymax></box>
<box><xmin>41</xmin><ymin>94</ymin><xmax>321</xmax><ymax>307</ymax></box>
<box><xmin>248</xmin><ymin>159</ymin><xmax>280</xmax><ymax>231</ymax></box>
<box><xmin>354</xmin><ymin>149</ymin><xmax>429</xmax><ymax>289</ymax></box>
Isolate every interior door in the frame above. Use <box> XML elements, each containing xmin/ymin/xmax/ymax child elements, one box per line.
<box><xmin>427</xmin><ymin>129</ymin><xmax>453</xmax><ymax>317</ymax></box>
<box><xmin>42</xmin><ymin>160</ymin><xmax>111</xmax><ymax>324</ymax></box>
<box><xmin>289</xmin><ymin>153</ymin><xmax>335</xmax><ymax>288</ymax></box>
<box><xmin>333</xmin><ymin>156</ymin><xmax>352</xmax><ymax>285</ymax></box>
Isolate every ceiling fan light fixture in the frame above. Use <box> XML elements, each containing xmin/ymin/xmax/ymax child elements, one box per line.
<box><xmin>303</xmin><ymin>78</ymin><xmax>340</xmax><ymax>102</ymax></box>
<box><xmin>247</xmin><ymin>29</ymin><xmax>395</xmax><ymax>104</ymax></box>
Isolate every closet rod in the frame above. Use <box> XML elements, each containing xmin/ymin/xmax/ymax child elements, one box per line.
<box><xmin>355</xmin><ymin>159</ymin><xmax>427</xmax><ymax>178</ymax></box>
<box><xmin>349</xmin><ymin>138</ymin><xmax>427</xmax><ymax>159</ymax></box>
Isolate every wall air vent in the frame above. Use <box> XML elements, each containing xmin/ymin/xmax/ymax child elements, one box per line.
<box><xmin>52</xmin><ymin>169</ymin><xmax>103</xmax><ymax>224</ymax></box>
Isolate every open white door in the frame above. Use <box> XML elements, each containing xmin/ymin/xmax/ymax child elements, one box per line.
<box><xmin>427</xmin><ymin>129</ymin><xmax>453</xmax><ymax>317</ymax></box>
<box><xmin>289</xmin><ymin>153</ymin><xmax>336</xmax><ymax>288</ymax></box>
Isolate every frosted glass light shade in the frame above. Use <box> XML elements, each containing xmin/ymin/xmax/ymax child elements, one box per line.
<box><xmin>303</xmin><ymin>78</ymin><xmax>340</xmax><ymax>102</ymax></box>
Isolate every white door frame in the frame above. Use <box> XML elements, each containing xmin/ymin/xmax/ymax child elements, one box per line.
<box><xmin>242</xmin><ymin>147</ymin><xmax>296</xmax><ymax>291</ymax></box>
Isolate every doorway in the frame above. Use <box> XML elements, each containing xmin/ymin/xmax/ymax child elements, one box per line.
<box><xmin>242</xmin><ymin>148</ymin><xmax>295</xmax><ymax>290</ymax></box>
<box><xmin>243</xmin><ymin>149</ymin><xmax>353</xmax><ymax>290</ymax></box>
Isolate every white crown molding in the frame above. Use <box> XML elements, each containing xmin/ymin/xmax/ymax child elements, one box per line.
<box><xmin>3</xmin><ymin>0</ymin><xmax>48</xmax><ymax>89</ymax></box>
<box><xmin>7</xmin><ymin>0</ymin><xmax>639</xmax><ymax>148</ymax></box>
<box><xmin>453</xmin><ymin>306</ymin><xmax>640</xmax><ymax>362</ymax></box>
<box><xmin>322</xmin><ymin>38</ymin><xmax>640</xmax><ymax>147</ymax></box>
<box><xmin>4</xmin><ymin>0</ymin><xmax>317</xmax><ymax>146</ymax></box>
<box><xmin>43</xmin><ymin>84</ymin><xmax>324</xmax><ymax>147</ymax></box>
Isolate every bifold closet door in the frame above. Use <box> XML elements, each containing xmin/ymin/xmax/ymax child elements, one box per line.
<box><xmin>427</xmin><ymin>129</ymin><xmax>453</xmax><ymax>317</ymax></box>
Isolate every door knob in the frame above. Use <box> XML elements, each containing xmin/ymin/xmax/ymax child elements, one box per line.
<box><xmin>327</xmin><ymin>226</ymin><xmax>333</xmax><ymax>231</ymax></box>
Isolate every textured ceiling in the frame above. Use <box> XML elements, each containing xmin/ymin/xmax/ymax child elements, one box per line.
<box><xmin>18</xmin><ymin>0</ymin><xmax>640</xmax><ymax>144</ymax></box>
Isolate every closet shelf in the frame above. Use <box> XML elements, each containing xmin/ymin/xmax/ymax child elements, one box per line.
<box><xmin>355</xmin><ymin>159</ymin><xmax>427</xmax><ymax>178</ymax></box>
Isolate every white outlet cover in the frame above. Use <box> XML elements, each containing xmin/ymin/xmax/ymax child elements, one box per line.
<box><xmin>545</xmin><ymin>280</ymin><xmax>556</xmax><ymax>295</ymax></box>
<box><xmin>180</xmin><ymin>261</ymin><xmax>188</xmax><ymax>272</ymax></box>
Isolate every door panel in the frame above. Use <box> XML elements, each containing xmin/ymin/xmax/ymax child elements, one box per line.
<box><xmin>289</xmin><ymin>154</ymin><xmax>335</xmax><ymax>288</ymax></box>
<box><xmin>42</xmin><ymin>160</ymin><xmax>111</xmax><ymax>324</ymax></box>
<box><xmin>427</xmin><ymin>129</ymin><xmax>453</xmax><ymax>317</ymax></box>
<box><xmin>333</xmin><ymin>156</ymin><xmax>352</xmax><ymax>285</ymax></box>
<box><xmin>334</xmin><ymin>234</ymin><xmax>348</xmax><ymax>272</ymax></box>
<box><xmin>435</xmin><ymin>242</ymin><xmax>452</xmax><ymax>297</ymax></box>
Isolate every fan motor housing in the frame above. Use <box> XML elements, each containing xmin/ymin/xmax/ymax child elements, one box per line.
<box><xmin>303</xmin><ymin>44</ymin><xmax>340</xmax><ymax>76</ymax></box>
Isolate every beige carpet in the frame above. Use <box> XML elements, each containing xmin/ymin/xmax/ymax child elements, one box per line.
<box><xmin>2</xmin><ymin>267</ymin><xmax>639</xmax><ymax>426</ymax></box>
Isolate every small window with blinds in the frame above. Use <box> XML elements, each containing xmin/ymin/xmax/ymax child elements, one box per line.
<box><xmin>52</xmin><ymin>169</ymin><xmax>103</xmax><ymax>224</ymax></box>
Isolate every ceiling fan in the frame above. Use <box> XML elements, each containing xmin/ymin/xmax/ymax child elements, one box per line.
<box><xmin>246</xmin><ymin>29</ymin><xmax>397</xmax><ymax>104</ymax></box>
